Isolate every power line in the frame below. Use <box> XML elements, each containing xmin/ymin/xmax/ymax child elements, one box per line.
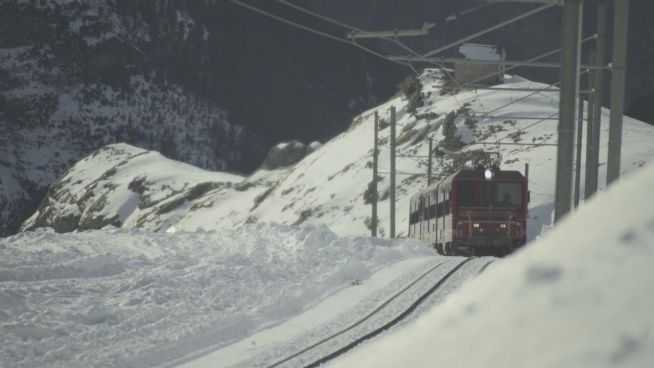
<box><xmin>276</xmin><ymin>0</ymin><xmax>364</xmax><ymax>32</ymax></box>
<box><xmin>274</xmin><ymin>0</ymin><xmax>479</xmax><ymax>111</ymax></box>
<box><xmin>423</xmin><ymin>3</ymin><xmax>557</xmax><ymax>57</ymax></box>
<box><xmin>227</xmin><ymin>0</ymin><xmax>413</xmax><ymax>70</ymax></box>
<box><xmin>237</xmin><ymin>0</ymin><xmax>591</xmax><ymax>189</ymax></box>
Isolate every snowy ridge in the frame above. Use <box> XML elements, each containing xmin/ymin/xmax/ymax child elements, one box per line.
<box><xmin>22</xmin><ymin>69</ymin><xmax>654</xmax><ymax>241</ymax></box>
<box><xmin>330</xmin><ymin>162</ymin><xmax>654</xmax><ymax>368</ymax></box>
<box><xmin>20</xmin><ymin>144</ymin><xmax>243</xmax><ymax>233</ymax></box>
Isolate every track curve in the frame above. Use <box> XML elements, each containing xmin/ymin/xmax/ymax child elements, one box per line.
<box><xmin>263</xmin><ymin>257</ymin><xmax>477</xmax><ymax>368</ymax></box>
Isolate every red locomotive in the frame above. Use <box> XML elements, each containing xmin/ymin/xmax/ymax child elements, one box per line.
<box><xmin>409</xmin><ymin>166</ymin><xmax>528</xmax><ymax>256</ymax></box>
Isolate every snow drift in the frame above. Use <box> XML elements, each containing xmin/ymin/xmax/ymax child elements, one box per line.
<box><xmin>0</xmin><ymin>224</ymin><xmax>432</xmax><ymax>367</ymax></box>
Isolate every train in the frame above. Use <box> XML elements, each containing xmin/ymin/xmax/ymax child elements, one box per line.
<box><xmin>408</xmin><ymin>166</ymin><xmax>528</xmax><ymax>256</ymax></box>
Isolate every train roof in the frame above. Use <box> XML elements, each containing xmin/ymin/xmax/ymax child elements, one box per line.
<box><xmin>454</xmin><ymin>169</ymin><xmax>525</xmax><ymax>180</ymax></box>
<box><xmin>411</xmin><ymin>168</ymin><xmax>526</xmax><ymax>200</ymax></box>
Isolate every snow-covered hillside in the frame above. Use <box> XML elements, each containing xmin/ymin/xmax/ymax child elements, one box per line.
<box><xmin>22</xmin><ymin>69</ymin><xmax>654</xmax><ymax>241</ymax></box>
<box><xmin>330</xmin><ymin>160</ymin><xmax>654</xmax><ymax>368</ymax></box>
<box><xmin>0</xmin><ymin>224</ymin><xmax>433</xmax><ymax>368</ymax></box>
<box><xmin>0</xmin><ymin>0</ymin><xmax>247</xmax><ymax>237</ymax></box>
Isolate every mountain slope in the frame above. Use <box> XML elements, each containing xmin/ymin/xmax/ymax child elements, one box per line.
<box><xmin>21</xmin><ymin>69</ymin><xmax>654</xmax><ymax>240</ymax></box>
<box><xmin>0</xmin><ymin>1</ymin><xmax>246</xmax><ymax>236</ymax></box>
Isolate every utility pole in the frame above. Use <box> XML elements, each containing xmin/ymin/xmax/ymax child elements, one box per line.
<box><xmin>554</xmin><ymin>0</ymin><xmax>583</xmax><ymax>223</ymax></box>
<box><xmin>584</xmin><ymin>49</ymin><xmax>596</xmax><ymax>200</ymax></box>
<box><xmin>371</xmin><ymin>111</ymin><xmax>379</xmax><ymax>237</ymax></box>
<box><xmin>607</xmin><ymin>0</ymin><xmax>630</xmax><ymax>185</ymax></box>
<box><xmin>525</xmin><ymin>163</ymin><xmax>529</xmax><ymax>181</ymax></box>
<box><xmin>587</xmin><ymin>0</ymin><xmax>608</xmax><ymax>198</ymax></box>
<box><xmin>390</xmin><ymin>106</ymin><xmax>396</xmax><ymax>238</ymax></box>
<box><xmin>574</xmin><ymin>89</ymin><xmax>584</xmax><ymax>208</ymax></box>
<box><xmin>427</xmin><ymin>137</ymin><xmax>433</xmax><ymax>186</ymax></box>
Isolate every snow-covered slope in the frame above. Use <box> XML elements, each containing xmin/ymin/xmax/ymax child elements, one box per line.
<box><xmin>20</xmin><ymin>144</ymin><xmax>243</xmax><ymax>233</ymax></box>
<box><xmin>22</xmin><ymin>69</ymin><xmax>654</xmax><ymax>241</ymax></box>
<box><xmin>330</xmin><ymin>160</ymin><xmax>654</xmax><ymax>368</ymax></box>
<box><xmin>0</xmin><ymin>0</ymin><xmax>246</xmax><ymax>237</ymax></box>
<box><xmin>0</xmin><ymin>224</ymin><xmax>432</xmax><ymax>368</ymax></box>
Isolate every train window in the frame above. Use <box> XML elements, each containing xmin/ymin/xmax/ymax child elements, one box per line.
<box><xmin>480</xmin><ymin>182</ymin><xmax>496</xmax><ymax>207</ymax></box>
<box><xmin>497</xmin><ymin>183</ymin><xmax>523</xmax><ymax>207</ymax></box>
<box><xmin>457</xmin><ymin>181</ymin><xmax>476</xmax><ymax>207</ymax></box>
<box><xmin>480</xmin><ymin>182</ymin><xmax>523</xmax><ymax>207</ymax></box>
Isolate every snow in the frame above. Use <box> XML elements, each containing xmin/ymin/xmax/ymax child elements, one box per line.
<box><xmin>22</xmin><ymin>69</ymin><xmax>654</xmax><ymax>244</ymax></box>
<box><xmin>0</xmin><ymin>224</ymin><xmax>433</xmax><ymax>368</ymax></box>
<box><xmin>330</xmin><ymin>162</ymin><xmax>654</xmax><ymax>368</ymax></box>
<box><xmin>5</xmin><ymin>67</ymin><xmax>654</xmax><ymax>367</ymax></box>
<box><xmin>459</xmin><ymin>43</ymin><xmax>503</xmax><ymax>61</ymax></box>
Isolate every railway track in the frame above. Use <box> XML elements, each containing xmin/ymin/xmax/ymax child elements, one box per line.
<box><xmin>262</xmin><ymin>257</ymin><xmax>488</xmax><ymax>368</ymax></box>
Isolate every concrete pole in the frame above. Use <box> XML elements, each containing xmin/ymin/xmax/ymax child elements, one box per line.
<box><xmin>588</xmin><ymin>0</ymin><xmax>608</xmax><ymax>198</ymax></box>
<box><xmin>584</xmin><ymin>50</ymin><xmax>596</xmax><ymax>200</ymax></box>
<box><xmin>427</xmin><ymin>137</ymin><xmax>433</xmax><ymax>186</ymax></box>
<box><xmin>525</xmin><ymin>163</ymin><xmax>529</xmax><ymax>181</ymax></box>
<box><xmin>554</xmin><ymin>0</ymin><xmax>583</xmax><ymax>223</ymax></box>
<box><xmin>390</xmin><ymin>106</ymin><xmax>397</xmax><ymax>238</ymax></box>
<box><xmin>372</xmin><ymin>111</ymin><xmax>379</xmax><ymax>237</ymax></box>
<box><xmin>574</xmin><ymin>89</ymin><xmax>584</xmax><ymax>208</ymax></box>
<box><xmin>607</xmin><ymin>0</ymin><xmax>630</xmax><ymax>185</ymax></box>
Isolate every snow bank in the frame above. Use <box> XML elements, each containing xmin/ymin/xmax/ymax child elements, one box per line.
<box><xmin>331</xmin><ymin>163</ymin><xmax>654</xmax><ymax>367</ymax></box>
<box><xmin>0</xmin><ymin>224</ymin><xmax>432</xmax><ymax>368</ymax></box>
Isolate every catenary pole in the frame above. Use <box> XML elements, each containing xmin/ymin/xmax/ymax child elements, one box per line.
<box><xmin>390</xmin><ymin>106</ymin><xmax>397</xmax><ymax>238</ymax></box>
<box><xmin>554</xmin><ymin>0</ymin><xmax>583</xmax><ymax>223</ymax></box>
<box><xmin>372</xmin><ymin>111</ymin><xmax>379</xmax><ymax>237</ymax></box>
<box><xmin>427</xmin><ymin>138</ymin><xmax>433</xmax><ymax>186</ymax></box>
<box><xmin>574</xmin><ymin>88</ymin><xmax>584</xmax><ymax>208</ymax></box>
<box><xmin>584</xmin><ymin>49</ymin><xmax>596</xmax><ymax>199</ymax></box>
<box><xmin>607</xmin><ymin>0</ymin><xmax>630</xmax><ymax>185</ymax></box>
<box><xmin>587</xmin><ymin>0</ymin><xmax>608</xmax><ymax>198</ymax></box>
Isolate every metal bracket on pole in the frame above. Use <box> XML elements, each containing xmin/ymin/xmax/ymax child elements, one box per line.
<box><xmin>347</xmin><ymin>22</ymin><xmax>434</xmax><ymax>40</ymax></box>
<box><xmin>388</xmin><ymin>55</ymin><xmax>608</xmax><ymax>70</ymax></box>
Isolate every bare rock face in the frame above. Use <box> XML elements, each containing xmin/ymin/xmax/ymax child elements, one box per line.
<box><xmin>261</xmin><ymin>140</ymin><xmax>321</xmax><ymax>170</ymax></box>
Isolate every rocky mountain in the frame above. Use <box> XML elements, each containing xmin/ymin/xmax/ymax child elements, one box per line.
<box><xmin>0</xmin><ymin>0</ymin><xmax>408</xmax><ymax>236</ymax></box>
<box><xmin>0</xmin><ymin>1</ymin><xmax>252</xmax><ymax>236</ymax></box>
<box><xmin>20</xmin><ymin>69</ymin><xmax>654</xmax><ymax>240</ymax></box>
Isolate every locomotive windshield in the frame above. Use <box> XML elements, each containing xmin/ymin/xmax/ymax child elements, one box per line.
<box><xmin>457</xmin><ymin>181</ymin><xmax>523</xmax><ymax>208</ymax></box>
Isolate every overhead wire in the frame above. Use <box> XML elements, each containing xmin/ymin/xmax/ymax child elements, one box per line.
<box><xmin>227</xmin><ymin>0</ymin><xmax>414</xmax><ymax>70</ymax></box>
<box><xmin>233</xmin><ymin>0</ymin><xmax>588</xmax><ymax>177</ymax></box>
<box><xmin>274</xmin><ymin>0</ymin><xmax>494</xmax><ymax>110</ymax></box>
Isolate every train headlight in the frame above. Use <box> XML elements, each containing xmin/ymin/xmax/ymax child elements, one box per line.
<box><xmin>500</xmin><ymin>224</ymin><xmax>507</xmax><ymax>228</ymax></box>
<box><xmin>473</xmin><ymin>223</ymin><xmax>480</xmax><ymax>228</ymax></box>
<box><xmin>484</xmin><ymin>168</ymin><xmax>494</xmax><ymax>180</ymax></box>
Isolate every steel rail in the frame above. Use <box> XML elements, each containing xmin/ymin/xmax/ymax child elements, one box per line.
<box><xmin>266</xmin><ymin>259</ymin><xmax>454</xmax><ymax>367</ymax></box>
<box><xmin>304</xmin><ymin>257</ymin><xmax>475</xmax><ymax>367</ymax></box>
